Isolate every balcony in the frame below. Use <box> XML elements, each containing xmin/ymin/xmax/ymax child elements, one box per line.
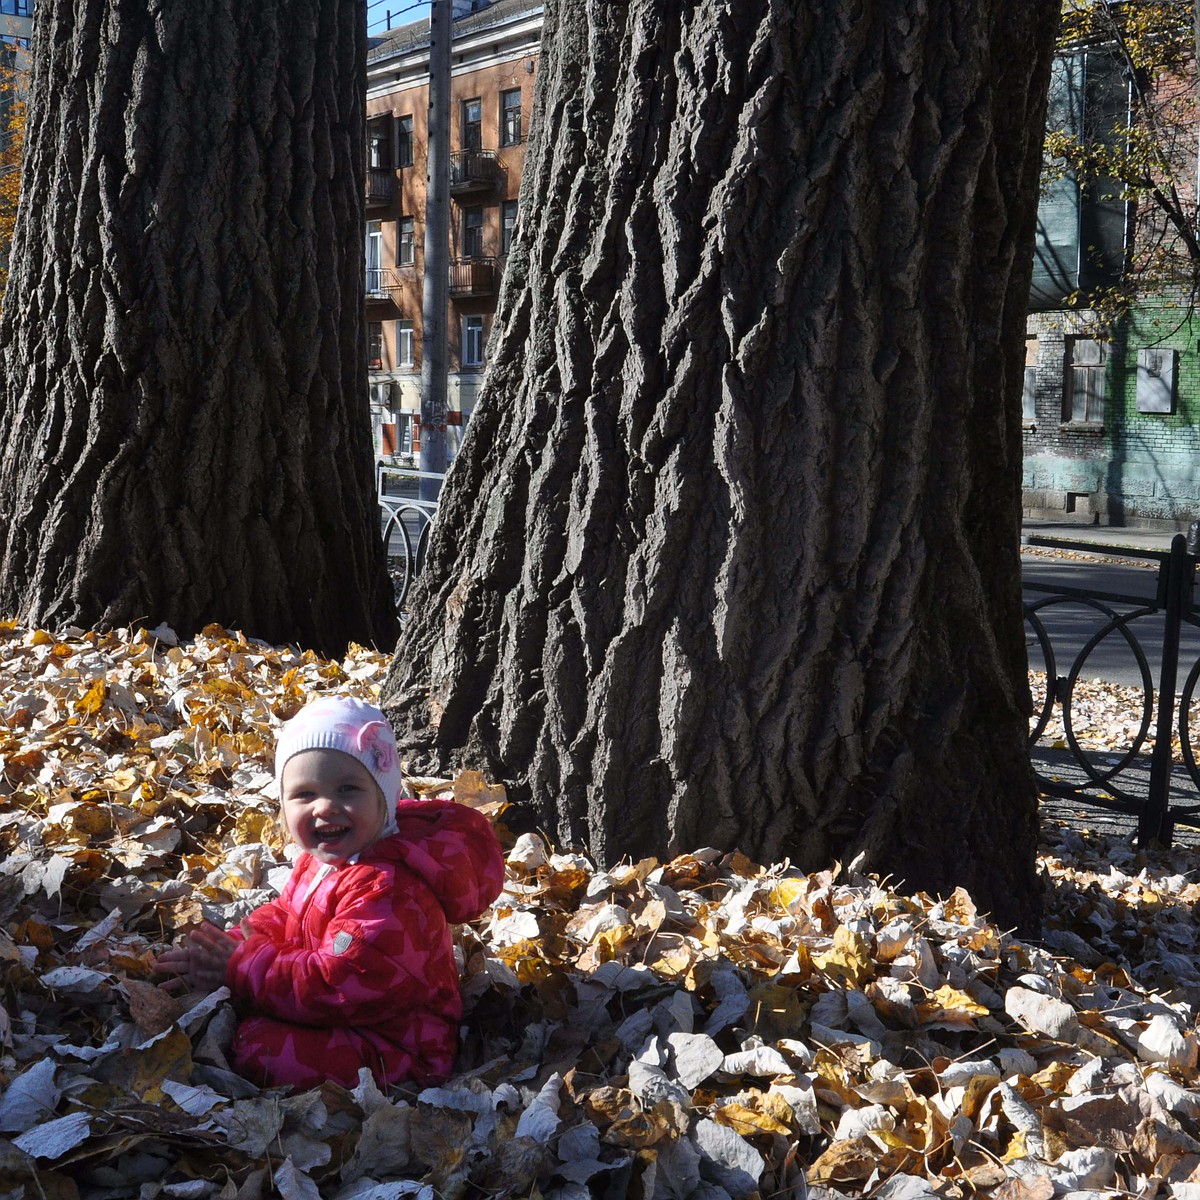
<box><xmin>449</xmin><ymin>258</ymin><xmax>498</xmax><ymax>298</ymax></box>
<box><xmin>366</xmin><ymin>168</ymin><xmax>395</xmax><ymax>206</ymax></box>
<box><xmin>449</xmin><ymin>150</ymin><xmax>500</xmax><ymax>195</ymax></box>
<box><xmin>365</xmin><ymin>267</ymin><xmax>402</xmax><ymax>303</ymax></box>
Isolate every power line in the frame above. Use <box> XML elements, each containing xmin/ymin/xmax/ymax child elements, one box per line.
<box><xmin>366</xmin><ymin>0</ymin><xmax>427</xmax><ymax>19</ymax></box>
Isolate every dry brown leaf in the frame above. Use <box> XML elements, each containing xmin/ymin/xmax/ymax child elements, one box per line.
<box><xmin>122</xmin><ymin>979</ymin><xmax>184</xmax><ymax>1038</ymax></box>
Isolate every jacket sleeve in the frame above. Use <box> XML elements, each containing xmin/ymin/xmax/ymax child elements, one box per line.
<box><xmin>224</xmin><ymin>865</ymin><xmax>452</xmax><ymax>1027</ymax></box>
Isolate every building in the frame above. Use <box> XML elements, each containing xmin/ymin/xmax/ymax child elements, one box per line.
<box><xmin>365</xmin><ymin>0</ymin><xmax>543</xmax><ymax>467</ymax></box>
<box><xmin>0</xmin><ymin>0</ymin><xmax>31</xmax><ymax>48</ymax></box>
<box><xmin>1022</xmin><ymin>26</ymin><xmax>1200</xmax><ymax>529</ymax></box>
<box><xmin>0</xmin><ymin>1</ymin><xmax>33</xmax><ymax>137</ymax></box>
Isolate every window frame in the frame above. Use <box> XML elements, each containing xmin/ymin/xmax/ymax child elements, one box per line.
<box><xmin>461</xmin><ymin>97</ymin><xmax>482</xmax><ymax>151</ymax></box>
<box><xmin>365</xmin><ymin>220</ymin><xmax>384</xmax><ymax>294</ymax></box>
<box><xmin>462</xmin><ymin>314</ymin><xmax>485</xmax><ymax>368</ymax></box>
<box><xmin>367</xmin><ymin>321</ymin><xmax>384</xmax><ymax>370</ymax></box>
<box><xmin>1063</xmin><ymin>336</ymin><xmax>1106</xmax><ymax>424</ymax></box>
<box><xmin>397</xmin><ymin>320</ymin><xmax>415</xmax><ymax>369</ymax></box>
<box><xmin>396</xmin><ymin>412</ymin><xmax>415</xmax><ymax>458</ymax></box>
<box><xmin>1022</xmin><ymin>335</ymin><xmax>1038</xmax><ymax>423</ymax></box>
<box><xmin>462</xmin><ymin>206</ymin><xmax>484</xmax><ymax>259</ymax></box>
<box><xmin>366</xmin><ymin>116</ymin><xmax>392</xmax><ymax>170</ymax></box>
<box><xmin>396</xmin><ymin>114</ymin><xmax>414</xmax><ymax>168</ymax></box>
<box><xmin>398</xmin><ymin>216</ymin><xmax>415</xmax><ymax>266</ymax></box>
<box><xmin>501</xmin><ymin>199</ymin><xmax>519</xmax><ymax>256</ymax></box>
<box><xmin>500</xmin><ymin>88</ymin><xmax>522</xmax><ymax>147</ymax></box>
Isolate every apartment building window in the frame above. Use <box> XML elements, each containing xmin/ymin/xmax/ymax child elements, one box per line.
<box><xmin>368</xmin><ymin>321</ymin><xmax>384</xmax><ymax>369</ymax></box>
<box><xmin>397</xmin><ymin>115</ymin><xmax>414</xmax><ymax>167</ymax></box>
<box><xmin>500</xmin><ymin>89</ymin><xmax>522</xmax><ymax>147</ymax></box>
<box><xmin>397</xmin><ymin>320</ymin><xmax>415</xmax><ymax>369</ymax></box>
<box><xmin>462</xmin><ymin>206</ymin><xmax>484</xmax><ymax>259</ymax></box>
<box><xmin>462</xmin><ymin>315</ymin><xmax>485</xmax><ymax>368</ymax></box>
<box><xmin>365</xmin><ymin>221</ymin><xmax>383</xmax><ymax>294</ymax></box>
<box><xmin>501</xmin><ymin>200</ymin><xmax>519</xmax><ymax>255</ymax></box>
<box><xmin>395</xmin><ymin>413</ymin><xmax>415</xmax><ymax>458</ymax></box>
<box><xmin>367</xmin><ymin>117</ymin><xmax>391</xmax><ymax>169</ymax></box>
<box><xmin>462</xmin><ymin>98</ymin><xmax>482</xmax><ymax>151</ymax></box>
<box><xmin>1022</xmin><ymin>336</ymin><xmax>1038</xmax><ymax>422</ymax></box>
<box><xmin>1063</xmin><ymin>336</ymin><xmax>1106</xmax><ymax>423</ymax></box>
<box><xmin>398</xmin><ymin>216</ymin><xmax>415</xmax><ymax>266</ymax></box>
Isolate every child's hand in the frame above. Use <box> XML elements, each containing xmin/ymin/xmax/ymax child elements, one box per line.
<box><xmin>154</xmin><ymin>921</ymin><xmax>238</xmax><ymax>993</ymax></box>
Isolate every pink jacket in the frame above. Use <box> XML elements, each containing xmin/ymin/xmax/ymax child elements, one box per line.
<box><xmin>225</xmin><ymin>799</ymin><xmax>504</xmax><ymax>1090</ymax></box>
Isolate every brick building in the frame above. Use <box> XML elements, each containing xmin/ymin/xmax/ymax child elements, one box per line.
<box><xmin>1022</xmin><ymin>34</ymin><xmax>1200</xmax><ymax>529</ymax></box>
<box><xmin>364</xmin><ymin>0</ymin><xmax>542</xmax><ymax>466</ymax></box>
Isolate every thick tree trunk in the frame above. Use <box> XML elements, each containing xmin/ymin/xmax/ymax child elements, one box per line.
<box><xmin>384</xmin><ymin>0</ymin><xmax>1058</xmax><ymax>930</ymax></box>
<box><xmin>0</xmin><ymin>0</ymin><xmax>397</xmax><ymax>655</ymax></box>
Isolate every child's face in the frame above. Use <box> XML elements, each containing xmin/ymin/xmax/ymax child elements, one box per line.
<box><xmin>280</xmin><ymin>749</ymin><xmax>387</xmax><ymax>864</ymax></box>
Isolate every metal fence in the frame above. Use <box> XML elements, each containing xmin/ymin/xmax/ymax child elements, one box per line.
<box><xmin>373</xmin><ymin>494</ymin><xmax>1200</xmax><ymax>844</ymax></box>
<box><xmin>378</xmin><ymin>466</ymin><xmax>443</xmax><ymax>610</ymax></box>
<box><xmin>1024</xmin><ymin>534</ymin><xmax>1200</xmax><ymax>845</ymax></box>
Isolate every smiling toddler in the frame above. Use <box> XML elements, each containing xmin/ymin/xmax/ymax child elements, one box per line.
<box><xmin>155</xmin><ymin>696</ymin><xmax>505</xmax><ymax>1091</ymax></box>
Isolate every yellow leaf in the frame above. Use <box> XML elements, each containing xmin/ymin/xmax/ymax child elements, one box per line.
<box><xmin>808</xmin><ymin>1137</ymin><xmax>880</xmax><ymax>1184</ymax></box>
<box><xmin>812</xmin><ymin>925</ymin><xmax>874</xmax><ymax>986</ymax></box>
<box><xmin>1001</xmin><ymin>1130</ymin><xmax>1030</xmax><ymax>1163</ymax></box>
<box><xmin>235</xmin><ymin>809</ymin><xmax>285</xmax><ymax>851</ymax></box>
<box><xmin>95</xmin><ymin>1027</ymin><xmax>192</xmax><ymax>1096</ymax></box>
<box><xmin>602</xmin><ymin>1109</ymin><xmax>673</xmax><ymax>1149</ymax></box>
<box><xmin>453</xmin><ymin>769</ymin><xmax>507</xmax><ymax>810</ymax></box>
<box><xmin>648</xmin><ymin>946</ymin><xmax>695</xmax><ymax>979</ymax></box>
<box><xmin>29</xmin><ymin>628</ymin><xmax>52</xmax><ymax>645</ymax></box>
<box><xmin>916</xmin><ymin>984</ymin><xmax>990</xmax><ymax>1025</ymax></box>
<box><xmin>1030</xmin><ymin>1061</ymin><xmax>1076</xmax><ymax>1092</ymax></box>
<box><xmin>594</xmin><ymin>926</ymin><xmax>634</xmax><ymax>959</ymax></box>
<box><xmin>712</xmin><ymin>1101</ymin><xmax>791</xmax><ymax>1137</ymax></box>
<box><xmin>66</xmin><ymin>803</ymin><xmax>114</xmax><ymax>838</ymax></box>
<box><xmin>101</xmin><ymin>768</ymin><xmax>142</xmax><ymax>793</ymax></box>
<box><xmin>961</xmin><ymin>1072</ymin><xmax>1000</xmax><ymax>1121</ymax></box>
<box><xmin>202</xmin><ymin>678</ymin><xmax>248</xmax><ymax>698</ymax></box>
<box><xmin>941</xmin><ymin>886</ymin><xmax>978</xmax><ymax>925</ymax></box>
<box><xmin>75</xmin><ymin>678</ymin><xmax>107</xmax><ymax>715</ymax></box>
<box><xmin>746</xmin><ymin>982</ymin><xmax>808</xmax><ymax>1040</ymax></box>
<box><xmin>770</xmin><ymin>879</ymin><xmax>810</xmax><ymax>912</ymax></box>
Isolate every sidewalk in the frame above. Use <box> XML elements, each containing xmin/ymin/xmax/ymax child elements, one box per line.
<box><xmin>1022</xmin><ymin>519</ymin><xmax>1187</xmax><ymax>555</ymax></box>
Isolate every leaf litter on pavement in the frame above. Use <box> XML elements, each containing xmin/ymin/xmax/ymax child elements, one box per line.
<box><xmin>0</xmin><ymin>620</ymin><xmax>1199</xmax><ymax>1198</ymax></box>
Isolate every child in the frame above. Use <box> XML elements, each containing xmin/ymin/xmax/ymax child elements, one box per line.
<box><xmin>155</xmin><ymin>696</ymin><xmax>505</xmax><ymax>1091</ymax></box>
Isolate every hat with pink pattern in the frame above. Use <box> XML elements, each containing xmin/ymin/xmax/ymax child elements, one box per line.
<box><xmin>275</xmin><ymin>697</ymin><xmax>408</xmax><ymax>832</ymax></box>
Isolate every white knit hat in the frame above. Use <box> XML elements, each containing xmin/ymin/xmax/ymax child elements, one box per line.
<box><xmin>274</xmin><ymin>697</ymin><xmax>407</xmax><ymax>834</ymax></box>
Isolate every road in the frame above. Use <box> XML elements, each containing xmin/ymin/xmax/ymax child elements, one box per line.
<box><xmin>1021</xmin><ymin>547</ymin><xmax>1200</xmax><ymax>845</ymax></box>
<box><xmin>1021</xmin><ymin>548</ymin><xmax>1200</xmax><ymax>692</ymax></box>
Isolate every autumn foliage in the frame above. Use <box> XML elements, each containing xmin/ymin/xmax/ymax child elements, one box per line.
<box><xmin>0</xmin><ymin>47</ymin><xmax>25</xmax><ymax>306</ymax></box>
<box><xmin>1049</xmin><ymin>0</ymin><xmax>1200</xmax><ymax>310</ymax></box>
<box><xmin>0</xmin><ymin>618</ymin><xmax>1198</xmax><ymax>1195</ymax></box>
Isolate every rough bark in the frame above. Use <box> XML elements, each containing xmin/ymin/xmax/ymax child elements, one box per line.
<box><xmin>384</xmin><ymin>0</ymin><xmax>1058</xmax><ymax>930</ymax></box>
<box><xmin>0</xmin><ymin>0</ymin><xmax>398</xmax><ymax>656</ymax></box>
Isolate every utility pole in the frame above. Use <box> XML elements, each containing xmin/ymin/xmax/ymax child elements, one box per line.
<box><xmin>419</xmin><ymin>0</ymin><xmax>451</xmax><ymax>501</ymax></box>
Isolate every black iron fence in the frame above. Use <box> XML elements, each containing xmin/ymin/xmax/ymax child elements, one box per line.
<box><xmin>378</xmin><ymin>466</ymin><xmax>442</xmax><ymax>611</ymax></box>
<box><xmin>1024</xmin><ymin>534</ymin><xmax>1200</xmax><ymax>845</ymax></box>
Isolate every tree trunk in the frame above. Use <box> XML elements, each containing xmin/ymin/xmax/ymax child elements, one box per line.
<box><xmin>384</xmin><ymin>0</ymin><xmax>1058</xmax><ymax>930</ymax></box>
<box><xmin>0</xmin><ymin>0</ymin><xmax>397</xmax><ymax>656</ymax></box>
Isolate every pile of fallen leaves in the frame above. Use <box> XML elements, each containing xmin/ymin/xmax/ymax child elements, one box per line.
<box><xmin>1</xmin><ymin>621</ymin><xmax>1200</xmax><ymax>1199</ymax></box>
<box><xmin>1021</xmin><ymin>545</ymin><xmax>1161</xmax><ymax>570</ymax></box>
<box><xmin>1029</xmin><ymin>669</ymin><xmax>1200</xmax><ymax>759</ymax></box>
